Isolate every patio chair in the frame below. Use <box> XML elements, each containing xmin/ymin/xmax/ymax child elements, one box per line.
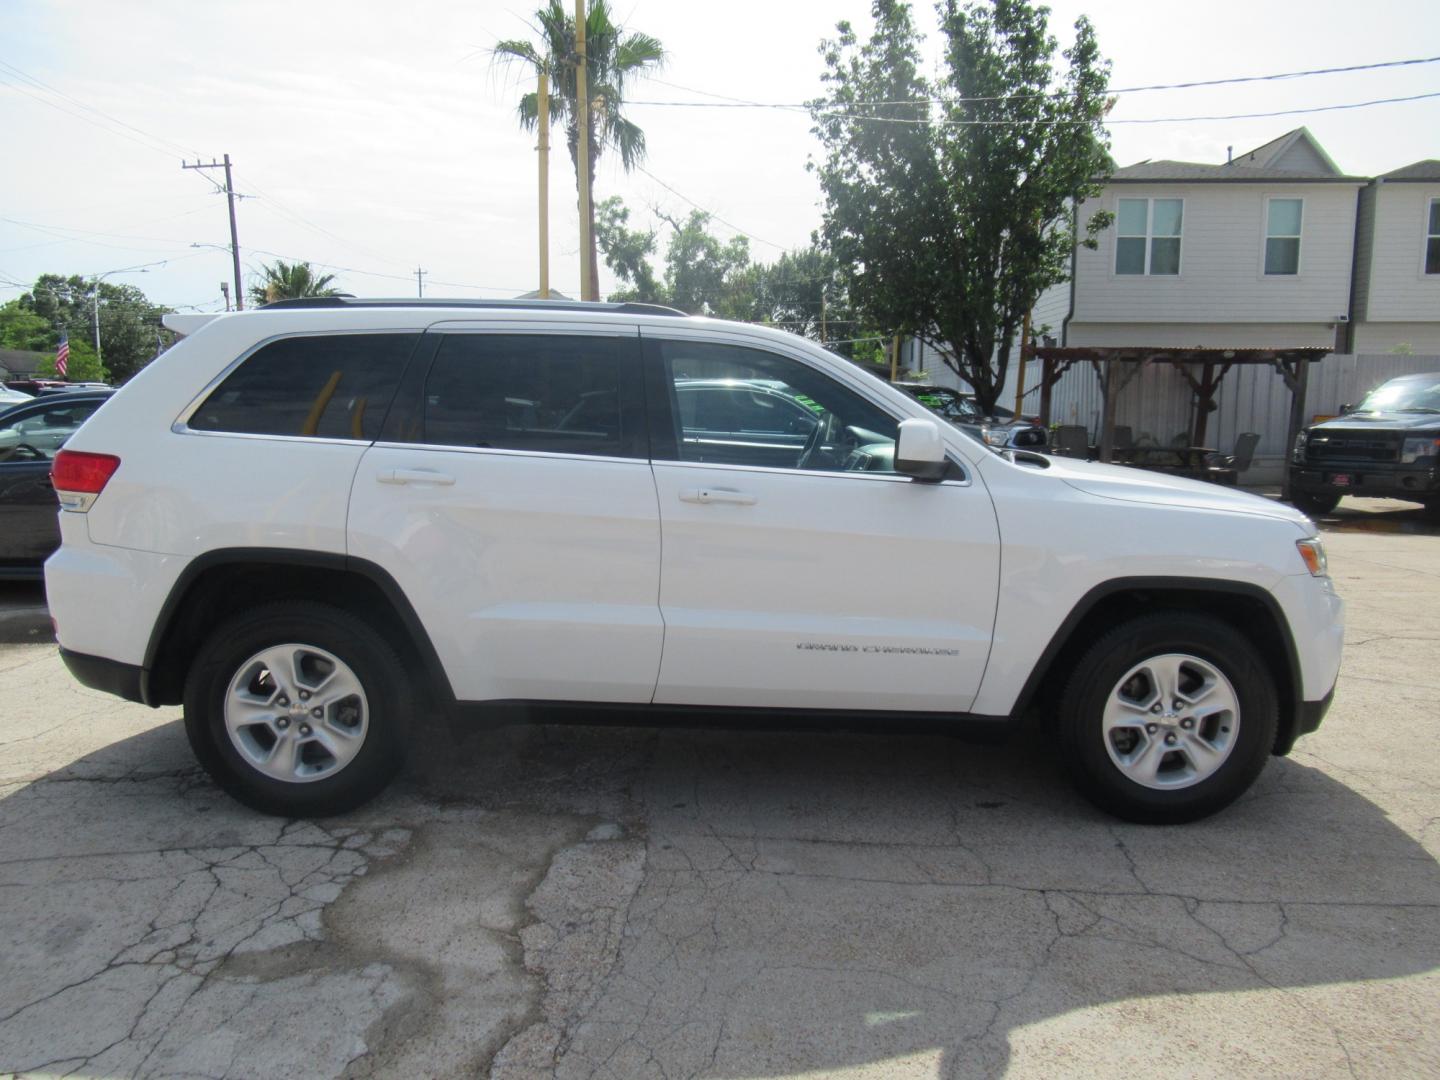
<box><xmin>1205</xmin><ymin>432</ymin><xmax>1261</xmax><ymax>486</ymax></box>
<box><xmin>1053</xmin><ymin>425</ymin><xmax>1090</xmax><ymax>458</ymax></box>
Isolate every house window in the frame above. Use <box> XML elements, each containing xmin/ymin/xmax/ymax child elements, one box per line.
<box><xmin>1116</xmin><ymin>198</ymin><xmax>1182</xmax><ymax>275</ymax></box>
<box><xmin>1265</xmin><ymin>198</ymin><xmax>1303</xmax><ymax>275</ymax></box>
<box><xmin>1427</xmin><ymin>198</ymin><xmax>1440</xmax><ymax>275</ymax></box>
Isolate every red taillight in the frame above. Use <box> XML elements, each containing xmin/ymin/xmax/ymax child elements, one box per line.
<box><xmin>51</xmin><ymin>450</ymin><xmax>120</xmax><ymax>509</ymax></box>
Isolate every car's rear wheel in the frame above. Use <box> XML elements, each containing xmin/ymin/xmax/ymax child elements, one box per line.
<box><xmin>183</xmin><ymin>602</ymin><xmax>409</xmax><ymax>817</ymax></box>
<box><xmin>1290</xmin><ymin>490</ymin><xmax>1340</xmax><ymax>516</ymax></box>
<box><xmin>1058</xmin><ymin>613</ymin><xmax>1277</xmax><ymax>824</ymax></box>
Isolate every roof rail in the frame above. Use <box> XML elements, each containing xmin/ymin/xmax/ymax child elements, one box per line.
<box><xmin>257</xmin><ymin>296</ymin><xmax>688</xmax><ymax>317</ymax></box>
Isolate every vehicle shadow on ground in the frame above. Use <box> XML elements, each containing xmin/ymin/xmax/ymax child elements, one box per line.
<box><xmin>4</xmin><ymin>716</ymin><xmax>1437</xmax><ymax>1077</ymax></box>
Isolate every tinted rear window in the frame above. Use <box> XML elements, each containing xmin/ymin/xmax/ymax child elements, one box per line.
<box><xmin>189</xmin><ymin>334</ymin><xmax>417</xmax><ymax>439</ymax></box>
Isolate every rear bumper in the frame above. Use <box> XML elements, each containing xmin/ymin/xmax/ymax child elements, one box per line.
<box><xmin>1290</xmin><ymin>465</ymin><xmax>1440</xmax><ymax>500</ymax></box>
<box><xmin>59</xmin><ymin>648</ymin><xmax>147</xmax><ymax>705</ymax></box>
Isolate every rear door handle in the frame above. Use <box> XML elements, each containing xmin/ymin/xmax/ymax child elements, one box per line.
<box><xmin>678</xmin><ymin>487</ymin><xmax>757</xmax><ymax>505</ymax></box>
<box><xmin>377</xmin><ymin>468</ymin><xmax>456</xmax><ymax>486</ymax></box>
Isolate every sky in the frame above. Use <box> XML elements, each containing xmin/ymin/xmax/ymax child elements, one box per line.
<box><xmin>1</xmin><ymin>0</ymin><xmax>1438</xmax><ymax>315</ymax></box>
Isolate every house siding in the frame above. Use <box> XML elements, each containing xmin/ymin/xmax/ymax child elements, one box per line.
<box><xmin>1067</xmin><ymin>321</ymin><xmax>1336</xmax><ymax>348</ymax></box>
<box><xmin>1352</xmin><ymin>321</ymin><xmax>1440</xmax><ymax>354</ymax></box>
<box><xmin>1362</xmin><ymin>182</ymin><xmax>1440</xmax><ymax>322</ymax></box>
<box><xmin>1074</xmin><ymin>182</ymin><xmax>1361</xmax><ymax>326</ymax></box>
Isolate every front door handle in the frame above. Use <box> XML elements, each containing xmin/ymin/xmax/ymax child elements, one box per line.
<box><xmin>377</xmin><ymin>468</ymin><xmax>456</xmax><ymax>486</ymax></box>
<box><xmin>678</xmin><ymin>487</ymin><xmax>757</xmax><ymax>505</ymax></box>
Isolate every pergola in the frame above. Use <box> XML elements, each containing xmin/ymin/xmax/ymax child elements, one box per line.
<box><xmin>1023</xmin><ymin>344</ymin><xmax>1333</xmax><ymax>489</ymax></box>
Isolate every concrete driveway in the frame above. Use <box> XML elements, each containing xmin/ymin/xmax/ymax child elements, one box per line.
<box><xmin>1</xmin><ymin>503</ymin><xmax>1437</xmax><ymax>1078</ymax></box>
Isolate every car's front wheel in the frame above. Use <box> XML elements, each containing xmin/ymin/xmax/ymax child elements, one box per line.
<box><xmin>183</xmin><ymin>602</ymin><xmax>410</xmax><ymax>817</ymax></box>
<box><xmin>1058</xmin><ymin>613</ymin><xmax>1277</xmax><ymax>824</ymax></box>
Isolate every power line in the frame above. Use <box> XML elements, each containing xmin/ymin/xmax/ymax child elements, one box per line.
<box><xmin>808</xmin><ymin>90</ymin><xmax>1440</xmax><ymax>128</ymax></box>
<box><xmin>0</xmin><ymin>58</ymin><xmax>200</xmax><ymax>161</ymax></box>
<box><xmin>633</xmin><ymin>55</ymin><xmax>1440</xmax><ymax>109</ymax></box>
<box><xmin>636</xmin><ymin>166</ymin><xmax>789</xmax><ymax>251</ymax></box>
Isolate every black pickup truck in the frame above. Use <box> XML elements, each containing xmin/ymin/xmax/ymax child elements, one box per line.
<box><xmin>1290</xmin><ymin>372</ymin><xmax>1440</xmax><ymax>518</ymax></box>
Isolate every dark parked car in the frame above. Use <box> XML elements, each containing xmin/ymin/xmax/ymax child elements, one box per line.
<box><xmin>892</xmin><ymin>383</ymin><xmax>1047</xmax><ymax>450</ymax></box>
<box><xmin>0</xmin><ymin>391</ymin><xmax>114</xmax><ymax>579</ymax></box>
<box><xmin>1290</xmin><ymin>372</ymin><xmax>1440</xmax><ymax>518</ymax></box>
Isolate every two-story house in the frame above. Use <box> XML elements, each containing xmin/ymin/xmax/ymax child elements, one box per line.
<box><xmin>1350</xmin><ymin>160</ymin><xmax>1440</xmax><ymax>354</ymax></box>
<box><xmin>1065</xmin><ymin>128</ymin><xmax>1366</xmax><ymax>351</ymax></box>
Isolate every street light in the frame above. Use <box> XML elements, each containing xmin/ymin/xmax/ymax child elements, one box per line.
<box><xmin>90</xmin><ymin>260</ymin><xmax>167</xmax><ymax>368</ymax></box>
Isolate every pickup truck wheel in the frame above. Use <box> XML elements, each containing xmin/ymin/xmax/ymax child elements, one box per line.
<box><xmin>183</xmin><ymin>602</ymin><xmax>409</xmax><ymax>817</ymax></box>
<box><xmin>1290</xmin><ymin>491</ymin><xmax>1340</xmax><ymax>516</ymax></box>
<box><xmin>1058</xmin><ymin>613</ymin><xmax>1277</xmax><ymax>824</ymax></box>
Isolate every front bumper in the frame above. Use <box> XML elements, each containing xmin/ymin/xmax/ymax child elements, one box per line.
<box><xmin>1277</xmin><ymin>684</ymin><xmax>1335</xmax><ymax>755</ymax></box>
<box><xmin>1290</xmin><ymin>464</ymin><xmax>1440</xmax><ymax>500</ymax></box>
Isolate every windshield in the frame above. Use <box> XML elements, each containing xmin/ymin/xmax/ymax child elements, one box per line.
<box><xmin>1355</xmin><ymin>375</ymin><xmax>1440</xmax><ymax>414</ymax></box>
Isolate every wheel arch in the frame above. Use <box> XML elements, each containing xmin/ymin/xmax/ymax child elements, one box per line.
<box><xmin>141</xmin><ymin>549</ymin><xmax>453</xmax><ymax>709</ymax></box>
<box><xmin>1014</xmin><ymin>577</ymin><xmax>1303</xmax><ymax>755</ymax></box>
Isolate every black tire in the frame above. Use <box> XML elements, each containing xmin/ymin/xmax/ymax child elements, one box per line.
<box><xmin>1058</xmin><ymin>612</ymin><xmax>1278</xmax><ymax>824</ymax></box>
<box><xmin>183</xmin><ymin>602</ymin><xmax>410</xmax><ymax>817</ymax></box>
<box><xmin>1290</xmin><ymin>490</ymin><xmax>1340</xmax><ymax>517</ymax></box>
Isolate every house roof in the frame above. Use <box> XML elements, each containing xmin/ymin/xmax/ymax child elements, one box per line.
<box><xmin>1379</xmin><ymin>160</ymin><xmax>1440</xmax><ymax>182</ymax></box>
<box><xmin>1107</xmin><ymin>127</ymin><xmax>1363</xmax><ymax>184</ymax></box>
<box><xmin>1109</xmin><ymin>160</ymin><xmax>1364</xmax><ymax>184</ymax></box>
<box><xmin>1232</xmin><ymin>127</ymin><xmax>1344</xmax><ymax>175</ymax></box>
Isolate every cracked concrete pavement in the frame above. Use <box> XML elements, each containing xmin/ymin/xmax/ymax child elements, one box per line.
<box><xmin>1</xmin><ymin>506</ymin><xmax>1438</xmax><ymax>1077</ymax></box>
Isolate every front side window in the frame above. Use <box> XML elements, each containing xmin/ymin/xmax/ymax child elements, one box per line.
<box><xmin>1427</xmin><ymin>198</ymin><xmax>1440</xmax><ymax>275</ymax></box>
<box><xmin>190</xmin><ymin>333</ymin><xmax>416</xmax><ymax>439</ymax></box>
<box><xmin>1116</xmin><ymin>198</ymin><xmax>1182</xmax><ymax>275</ymax></box>
<box><xmin>650</xmin><ymin>339</ymin><xmax>899</xmax><ymax>473</ymax></box>
<box><xmin>422</xmin><ymin>333</ymin><xmax>636</xmax><ymax>457</ymax></box>
<box><xmin>1265</xmin><ymin>198</ymin><xmax>1303</xmax><ymax>275</ymax></box>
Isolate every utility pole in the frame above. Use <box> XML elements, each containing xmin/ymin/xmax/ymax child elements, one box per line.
<box><xmin>183</xmin><ymin>154</ymin><xmax>244</xmax><ymax>309</ymax></box>
<box><xmin>575</xmin><ymin>0</ymin><xmax>594</xmax><ymax>301</ymax></box>
<box><xmin>537</xmin><ymin>70</ymin><xmax>551</xmax><ymax>300</ymax></box>
<box><xmin>414</xmin><ymin>267</ymin><xmax>427</xmax><ymax>298</ymax></box>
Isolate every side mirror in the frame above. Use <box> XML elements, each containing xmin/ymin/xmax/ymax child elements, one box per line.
<box><xmin>1339</xmin><ymin>402</ymin><xmax>1353</xmax><ymax>415</ymax></box>
<box><xmin>896</xmin><ymin>418</ymin><xmax>947</xmax><ymax>481</ymax></box>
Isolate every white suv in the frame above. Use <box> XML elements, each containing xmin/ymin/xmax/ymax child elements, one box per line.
<box><xmin>45</xmin><ymin>299</ymin><xmax>1343</xmax><ymax>823</ymax></box>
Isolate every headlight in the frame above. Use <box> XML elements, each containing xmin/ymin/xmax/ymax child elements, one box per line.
<box><xmin>1296</xmin><ymin>537</ymin><xmax>1328</xmax><ymax>577</ymax></box>
<box><xmin>982</xmin><ymin>425</ymin><xmax>1009</xmax><ymax>447</ymax></box>
<box><xmin>1292</xmin><ymin>429</ymin><xmax>1309</xmax><ymax>464</ymax></box>
<box><xmin>1400</xmin><ymin>435</ymin><xmax>1440</xmax><ymax>464</ymax></box>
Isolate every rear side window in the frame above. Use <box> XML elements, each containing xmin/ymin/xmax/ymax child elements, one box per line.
<box><xmin>421</xmin><ymin>333</ymin><xmax>638</xmax><ymax>458</ymax></box>
<box><xmin>188</xmin><ymin>334</ymin><xmax>417</xmax><ymax>439</ymax></box>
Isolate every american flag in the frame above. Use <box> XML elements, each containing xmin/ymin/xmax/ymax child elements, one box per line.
<box><xmin>55</xmin><ymin>330</ymin><xmax>69</xmax><ymax>378</ymax></box>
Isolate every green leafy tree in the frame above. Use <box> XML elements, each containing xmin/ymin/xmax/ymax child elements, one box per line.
<box><xmin>19</xmin><ymin>275</ymin><xmax>171</xmax><ymax>382</ymax></box>
<box><xmin>494</xmin><ymin>0</ymin><xmax>665</xmax><ymax>296</ymax></box>
<box><xmin>660</xmin><ymin>209</ymin><xmax>752</xmax><ymax>317</ymax></box>
<box><xmin>33</xmin><ymin>339</ymin><xmax>106</xmax><ymax>382</ymax></box>
<box><xmin>0</xmin><ymin>300</ymin><xmax>52</xmax><ymax>353</ymax></box>
<box><xmin>593</xmin><ymin>201</ymin><xmax>888</xmax><ymax>362</ymax></box>
<box><xmin>247</xmin><ymin>260</ymin><xmax>342</xmax><ymax>306</ymax></box>
<box><xmin>594</xmin><ymin>196</ymin><xmax>663</xmax><ymax>303</ymax></box>
<box><xmin>810</xmin><ymin>0</ymin><xmax>1113</xmax><ymax>413</ymax></box>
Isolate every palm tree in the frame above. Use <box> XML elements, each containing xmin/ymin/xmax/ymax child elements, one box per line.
<box><xmin>247</xmin><ymin>260</ymin><xmax>342</xmax><ymax>306</ymax></box>
<box><xmin>495</xmin><ymin>0</ymin><xmax>664</xmax><ymax>296</ymax></box>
